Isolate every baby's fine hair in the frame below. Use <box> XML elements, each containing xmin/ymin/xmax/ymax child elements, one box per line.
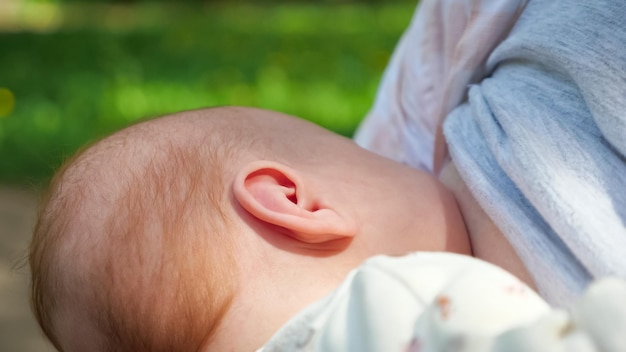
<box><xmin>29</xmin><ymin>111</ymin><xmax>250</xmax><ymax>351</ymax></box>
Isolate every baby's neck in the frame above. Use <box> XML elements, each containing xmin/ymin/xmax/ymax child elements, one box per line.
<box><xmin>438</xmin><ymin>162</ymin><xmax>536</xmax><ymax>290</ymax></box>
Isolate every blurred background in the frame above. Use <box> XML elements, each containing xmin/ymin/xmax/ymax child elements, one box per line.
<box><xmin>0</xmin><ymin>0</ymin><xmax>414</xmax><ymax>350</ymax></box>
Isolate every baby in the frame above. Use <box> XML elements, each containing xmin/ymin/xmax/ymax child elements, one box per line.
<box><xmin>29</xmin><ymin>106</ymin><xmax>477</xmax><ymax>351</ymax></box>
<box><xmin>28</xmin><ymin>106</ymin><xmax>626</xmax><ymax>352</ymax></box>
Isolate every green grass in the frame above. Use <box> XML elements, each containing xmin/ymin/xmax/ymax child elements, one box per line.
<box><xmin>0</xmin><ymin>2</ymin><xmax>414</xmax><ymax>185</ymax></box>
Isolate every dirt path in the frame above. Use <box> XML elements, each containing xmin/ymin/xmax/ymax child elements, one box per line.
<box><xmin>0</xmin><ymin>186</ymin><xmax>53</xmax><ymax>351</ymax></box>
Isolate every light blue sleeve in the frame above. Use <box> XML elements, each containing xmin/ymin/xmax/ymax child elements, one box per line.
<box><xmin>444</xmin><ymin>0</ymin><xmax>626</xmax><ymax>306</ymax></box>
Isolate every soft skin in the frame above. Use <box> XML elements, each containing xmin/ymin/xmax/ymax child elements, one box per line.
<box><xmin>37</xmin><ymin>107</ymin><xmax>530</xmax><ymax>351</ymax></box>
<box><xmin>192</xmin><ymin>107</ymin><xmax>472</xmax><ymax>350</ymax></box>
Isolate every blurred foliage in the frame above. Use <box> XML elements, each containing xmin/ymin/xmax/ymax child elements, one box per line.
<box><xmin>0</xmin><ymin>2</ymin><xmax>414</xmax><ymax>185</ymax></box>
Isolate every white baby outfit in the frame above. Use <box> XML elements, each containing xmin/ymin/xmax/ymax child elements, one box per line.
<box><xmin>261</xmin><ymin>253</ymin><xmax>626</xmax><ymax>351</ymax></box>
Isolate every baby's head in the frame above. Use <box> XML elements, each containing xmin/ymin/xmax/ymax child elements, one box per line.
<box><xmin>29</xmin><ymin>107</ymin><xmax>470</xmax><ymax>351</ymax></box>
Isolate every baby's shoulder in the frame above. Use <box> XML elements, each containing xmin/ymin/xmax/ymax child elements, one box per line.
<box><xmin>262</xmin><ymin>253</ymin><xmax>549</xmax><ymax>352</ymax></box>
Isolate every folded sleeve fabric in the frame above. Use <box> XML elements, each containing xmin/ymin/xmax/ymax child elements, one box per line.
<box><xmin>443</xmin><ymin>0</ymin><xmax>626</xmax><ymax>305</ymax></box>
<box><xmin>261</xmin><ymin>253</ymin><xmax>626</xmax><ymax>351</ymax></box>
<box><xmin>354</xmin><ymin>0</ymin><xmax>526</xmax><ymax>172</ymax></box>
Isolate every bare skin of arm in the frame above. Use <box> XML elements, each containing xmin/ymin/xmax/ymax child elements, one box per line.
<box><xmin>439</xmin><ymin>161</ymin><xmax>537</xmax><ymax>290</ymax></box>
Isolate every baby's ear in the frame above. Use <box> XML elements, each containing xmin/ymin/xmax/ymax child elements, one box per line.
<box><xmin>233</xmin><ymin>161</ymin><xmax>356</xmax><ymax>244</ymax></box>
